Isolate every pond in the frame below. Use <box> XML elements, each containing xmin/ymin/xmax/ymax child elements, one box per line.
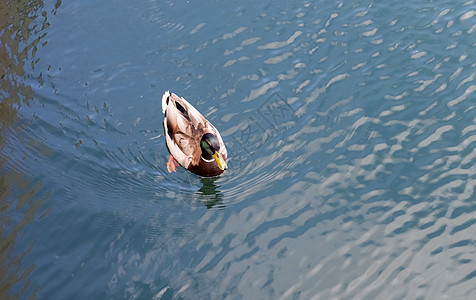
<box><xmin>2</xmin><ymin>0</ymin><xmax>476</xmax><ymax>298</ymax></box>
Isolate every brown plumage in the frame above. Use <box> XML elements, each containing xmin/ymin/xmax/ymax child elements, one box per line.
<box><xmin>162</xmin><ymin>91</ymin><xmax>228</xmax><ymax>177</ymax></box>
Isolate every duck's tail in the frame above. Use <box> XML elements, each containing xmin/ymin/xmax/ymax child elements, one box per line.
<box><xmin>162</xmin><ymin>91</ymin><xmax>171</xmax><ymax>114</ymax></box>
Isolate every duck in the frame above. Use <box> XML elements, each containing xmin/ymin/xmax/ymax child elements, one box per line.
<box><xmin>162</xmin><ymin>91</ymin><xmax>228</xmax><ymax>177</ymax></box>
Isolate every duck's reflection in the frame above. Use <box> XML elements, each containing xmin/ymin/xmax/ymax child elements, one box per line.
<box><xmin>178</xmin><ymin>175</ymin><xmax>225</xmax><ymax>209</ymax></box>
<box><xmin>197</xmin><ymin>177</ymin><xmax>225</xmax><ymax>209</ymax></box>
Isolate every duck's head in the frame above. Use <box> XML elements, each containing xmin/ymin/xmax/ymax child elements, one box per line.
<box><xmin>200</xmin><ymin>133</ymin><xmax>227</xmax><ymax>171</ymax></box>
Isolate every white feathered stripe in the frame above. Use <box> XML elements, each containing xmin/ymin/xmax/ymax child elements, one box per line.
<box><xmin>162</xmin><ymin>90</ymin><xmax>170</xmax><ymax>114</ymax></box>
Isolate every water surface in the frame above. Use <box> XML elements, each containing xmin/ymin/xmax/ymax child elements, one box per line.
<box><xmin>2</xmin><ymin>0</ymin><xmax>476</xmax><ymax>298</ymax></box>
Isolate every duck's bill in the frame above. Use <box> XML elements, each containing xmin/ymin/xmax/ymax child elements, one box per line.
<box><xmin>212</xmin><ymin>152</ymin><xmax>228</xmax><ymax>171</ymax></box>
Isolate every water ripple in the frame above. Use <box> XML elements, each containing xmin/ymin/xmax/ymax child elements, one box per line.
<box><xmin>144</xmin><ymin>0</ymin><xmax>476</xmax><ymax>298</ymax></box>
<box><xmin>8</xmin><ymin>0</ymin><xmax>476</xmax><ymax>298</ymax></box>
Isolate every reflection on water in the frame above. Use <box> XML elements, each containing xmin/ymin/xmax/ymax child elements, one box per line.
<box><xmin>4</xmin><ymin>0</ymin><xmax>476</xmax><ymax>298</ymax></box>
<box><xmin>175</xmin><ymin>174</ymin><xmax>225</xmax><ymax>209</ymax></box>
<box><xmin>0</xmin><ymin>0</ymin><xmax>60</xmax><ymax>298</ymax></box>
<box><xmin>0</xmin><ymin>172</ymin><xmax>48</xmax><ymax>299</ymax></box>
<box><xmin>198</xmin><ymin>177</ymin><xmax>225</xmax><ymax>209</ymax></box>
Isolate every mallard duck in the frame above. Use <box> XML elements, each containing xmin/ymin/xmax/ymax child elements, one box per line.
<box><xmin>162</xmin><ymin>91</ymin><xmax>228</xmax><ymax>177</ymax></box>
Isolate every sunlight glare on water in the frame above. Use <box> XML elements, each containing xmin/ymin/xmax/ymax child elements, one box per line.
<box><xmin>2</xmin><ymin>0</ymin><xmax>476</xmax><ymax>299</ymax></box>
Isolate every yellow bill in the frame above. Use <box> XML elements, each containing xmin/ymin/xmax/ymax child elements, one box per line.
<box><xmin>212</xmin><ymin>152</ymin><xmax>228</xmax><ymax>171</ymax></box>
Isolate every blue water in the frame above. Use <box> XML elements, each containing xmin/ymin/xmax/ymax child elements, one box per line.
<box><xmin>2</xmin><ymin>0</ymin><xmax>476</xmax><ymax>298</ymax></box>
